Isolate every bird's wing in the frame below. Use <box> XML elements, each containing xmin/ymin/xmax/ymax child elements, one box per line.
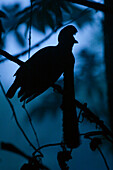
<box><xmin>15</xmin><ymin>46</ymin><xmax>64</xmax><ymax>102</ymax></box>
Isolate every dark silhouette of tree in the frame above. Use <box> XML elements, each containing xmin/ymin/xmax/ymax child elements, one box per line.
<box><xmin>104</xmin><ymin>0</ymin><xmax>113</xmax><ymax>134</ymax></box>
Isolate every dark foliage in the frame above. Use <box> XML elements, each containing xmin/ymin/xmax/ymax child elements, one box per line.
<box><xmin>0</xmin><ymin>0</ymin><xmax>94</xmax><ymax>48</ymax></box>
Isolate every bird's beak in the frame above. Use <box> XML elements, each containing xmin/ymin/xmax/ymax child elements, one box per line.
<box><xmin>73</xmin><ymin>35</ymin><xmax>78</xmax><ymax>43</ymax></box>
<box><xmin>74</xmin><ymin>39</ymin><xmax>78</xmax><ymax>43</ymax></box>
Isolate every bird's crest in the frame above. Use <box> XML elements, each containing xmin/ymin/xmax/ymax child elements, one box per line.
<box><xmin>58</xmin><ymin>25</ymin><xmax>78</xmax><ymax>43</ymax></box>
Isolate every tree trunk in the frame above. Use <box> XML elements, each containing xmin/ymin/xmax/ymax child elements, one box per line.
<box><xmin>104</xmin><ymin>0</ymin><xmax>113</xmax><ymax>132</ymax></box>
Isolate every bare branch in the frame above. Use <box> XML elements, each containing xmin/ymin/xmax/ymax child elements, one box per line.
<box><xmin>28</xmin><ymin>0</ymin><xmax>33</xmax><ymax>59</ymax></box>
<box><xmin>0</xmin><ymin>49</ymin><xmax>24</xmax><ymax>65</ymax></box>
<box><xmin>0</xmin><ymin>29</ymin><xmax>58</xmax><ymax>65</ymax></box>
<box><xmin>65</xmin><ymin>0</ymin><xmax>105</xmax><ymax>12</ymax></box>
<box><xmin>33</xmin><ymin>142</ymin><xmax>62</xmax><ymax>156</ymax></box>
<box><xmin>22</xmin><ymin>103</ymin><xmax>40</xmax><ymax>148</ymax></box>
<box><xmin>97</xmin><ymin>146</ymin><xmax>110</xmax><ymax>170</ymax></box>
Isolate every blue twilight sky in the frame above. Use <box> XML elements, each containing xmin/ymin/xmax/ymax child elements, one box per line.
<box><xmin>0</xmin><ymin>0</ymin><xmax>113</xmax><ymax>170</ymax></box>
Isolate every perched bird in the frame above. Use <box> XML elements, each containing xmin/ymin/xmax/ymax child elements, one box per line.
<box><xmin>6</xmin><ymin>25</ymin><xmax>78</xmax><ymax>103</ymax></box>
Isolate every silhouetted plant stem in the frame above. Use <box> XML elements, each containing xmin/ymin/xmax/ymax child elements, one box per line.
<box><xmin>52</xmin><ymin>84</ymin><xmax>113</xmax><ymax>142</ymax></box>
<box><xmin>14</xmin><ymin>28</ymin><xmax>58</xmax><ymax>58</ymax></box>
<box><xmin>22</xmin><ymin>103</ymin><xmax>40</xmax><ymax>148</ymax></box>
<box><xmin>65</xmin><ymin>0</ymin><xmax>105</xmax><ymax>12</ymax></box>
<box><xmin>86</xmin><ymin>135</ymin><xmax>110</xmax><ymax>170</ymax></box>
<box><xmin>28</xmin><ymin>0</ymin><xmax>33</xmax><ymax>59</ymax></box>
<box><xmin>32</xmin><ymin>142</ymin><xmax>62</xmax><ymax>156</ymax></box>
<box><xmin>62</xmin><ymin>58</ymin><xmax>80</xmax><ymax>148</ymax></box>
<box><xmin>81</xmin><ymin>131</ymin><xmax>113</xmax><ymax>144</ymax></box>
<box><xmin>0</xmin><ymin>142</ymin><xmax>31</xmax><ymax>160</ymax></box>
<box><xmin>0</xmin><ymin>29</ymin><xmax>57</xmax><ymax>64</ymax></box>
<box><xmin>104</xmin><ymin>0</ymin><xmax>113</xmax><ymax>136</ymax></box>
<box><xmin>97</xmin><ymin>146</ymin><xmax>110</xmax><ymax>170</ymax></box>
<box><xmin>0</xmin><ymin>81</ymin><xmax>36</xmax><ymax>151</ymax></box>
<box><xmin>0</xmin><ymin>49</ymin><xmax>24</xmax><ymax>65</ymax></box>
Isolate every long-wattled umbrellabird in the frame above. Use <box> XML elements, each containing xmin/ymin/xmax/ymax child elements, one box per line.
<box><xmin>6</xmin><ymin>25</ymin><xmax>78</xmax><ymax>103</ymax></box>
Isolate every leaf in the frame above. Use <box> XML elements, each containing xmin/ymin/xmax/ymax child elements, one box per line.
<box><xmin>46</xmin><ymin>11</ymin><xmax>55</xmax><ymax>29</ymax></box>
<box><xmin>35</xmin><ymin>10</ymin><xmax>46</xmax><ymax>33</ymax></box>
<box><xmin>2</xmin><ymin>4</ymin><xmax>20</xmax><ymax>14</ymax></box>
<box><xmin>60</xmin><ymin>1</ymin><xmax>70</xmax><ymax>14</ymax></box>
<box><xmin>15</xmin><ymin>30</ymin><xmax>26</xmax><ymax>46</ymax></box>
<box><xmin>90</xmin><ymin>138</ymin><xmax>102</xmax><ymax>151</ymax></box>
<box><xmin>75</xmin><ymin>10</ymin><xmax>94</xmax><ymax>28</ymax></box>
<box><xmin>0</xmin><ymin>10</ymin><xmax>7</xmax><ymax>18</ymax></box>
<box><xmin>0</xmin><ymin>20</ymin><xmax>4</xmax><ymax>32</ymax></box>
<box><xmin>57</xmin><ymin>151</ymin><xmax>72</xmax><ymax>170</ymax></box>
<box><xmin>0</xmin><ymin>20</ymin><xmax>5</xmax><ymax>48</ymax></box>
<box><xmin>67</xmin><ymin>3</ymin><xmax>94</xmax><ymax>28</ymax></box>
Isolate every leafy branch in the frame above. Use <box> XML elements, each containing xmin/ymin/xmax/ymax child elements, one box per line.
<box><xmin>0</xmin><ymin>81</ymin><xmax>113</xmax><ymax>169</ymax></box>
<box><xmin>0</xmin><ymin>7</ymin><xmax>92</xmax><ymax>63</ymax></box>
<box><xmin>53</xmin><ymin>84</ymin><xmax>113</xmax><ymax>142</ymax></box>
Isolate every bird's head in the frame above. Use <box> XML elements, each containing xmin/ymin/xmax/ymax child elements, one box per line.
<box><xmin>58</xmin><ymin>25</ymin><xmax>78</xmax><ymax>48</ymax></box>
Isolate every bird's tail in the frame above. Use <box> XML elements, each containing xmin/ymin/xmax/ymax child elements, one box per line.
<box><xmin>6</xmin><ymin>80</ymin><xmax>18</xmax><ymax>98</ymax></box>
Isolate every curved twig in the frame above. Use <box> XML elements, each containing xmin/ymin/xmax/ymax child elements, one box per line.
<box><xmin>22</xmin><ymin>103</ymin><xmax>40</xmax><ymax>148</ymax></box>
<box><xmin>97</xmin><ymin>146</ymin><xmax>110</xmax><ymax>170</ymax></box>
<box><xmin>32</xmin><ymin>142</ymin><xmax>63</xmax><ymax>156</ymax></box>
<box><xmin>0</xmin><ymin>81</ymin><xmax>36</xmax><ymax>151</ymax></box>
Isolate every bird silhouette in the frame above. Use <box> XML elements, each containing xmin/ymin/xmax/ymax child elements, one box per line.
<box><xmin>6</xmin><ymin>25</ymin><xmax>78</xmax><ymax>103</ymax></box>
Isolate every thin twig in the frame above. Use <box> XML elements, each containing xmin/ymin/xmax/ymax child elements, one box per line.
<box><xmin>84</xmin><ymin>135</ymin><xmax>110</xmax><ymax>170</ymax></box>
<box><xmin>20</xmin><ymin>1</ymin><xmax>40</xmax><ymax>149</ymax></box>
<box><xmin>52</xmin><ymin>84</ymin><xmax>113</xmax><ymax>141</ymax></box>
<box><xmin>28</xmin><ymin>0</ymin><xmax>33</xmax><ymax>59</ymax></box>
<box><xmin>15</xmin><ymin>28</ymin><xmax>58</xmax><ymax>58</ymax></box>
<box><xmin>65</xmin><ymin>0</ymin><xmax>105</xmax><ymax>12</ymax></box>
<box><xmin>81</xmin><ymin>131</ymin><xmax>105</xmax><ymax>137</ymax></box>
<box><xmin>0</xmin><ymin>28</ymin><xmax>57</xmax><ymax>65</ymax></box>
<box><xmin>32</xmin><ymin>142</ymin><xmax>63</xmax><ymax>156</ymax></box>
<box><xmin>97</xmin><ymin>146</ymin><xmax>110</xmax><ymax>170</ymax></box>
<box><xmin>0</xmin><ymin>7</ymin><xmax>92</xmax><ymax>64</ymax></box>
<box><xmin>22</xmin><ymin>103</ymin><xmax>40</xmax><ymax>148</ymax></box>
<box><xmin>15</xmin><ymin>7</ymin><xmax>91</xmax><ymax>58</ymax></box>
<box><xmin>64</xmin><ymin>8</ymin><xmax>91</xmax><ymax>26</ymax></box>
<box><xmin>0</xmin><ymin>81</ymin><xmax>36</xmax><ymax>151</ymax></box>
<box><xmin>81</xmin><ymin>131</ymin><xmax>113</xmax><ymax>144</ymax></box>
